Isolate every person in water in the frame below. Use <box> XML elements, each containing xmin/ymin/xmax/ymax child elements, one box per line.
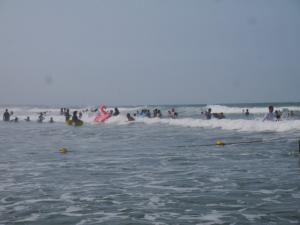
<box><xmin>157</xmin><ymin>110</ymin><xmax>162</xmax><ymax>118</ymax></box>
<box><xmin>25</xmin><ymin>116</ymin><xmax>30</xmax><ymax>122</ymax></box>
<box><xmin>169</xmin><ymin>108</ymin><xmax>178</xmax><ymax>119</ymax></box>
<box><xmin>65</xmin><ymin>109</ymin><xmax>70</xmax><ymax>121</ymax></box>
<box><xmin>127</xmin><ymin>113</ymin><xmax>135</xmax><ymax>121</ymax></box>
<box><xmin>3</xmin><ymin>109</ymin><xmax>10</xmax><ymax>121</ymax></box>
<box><xmin>205</xmin><ymin>108</ymin><xmax>212</xmax><ymax>119</ymax></box>
<box><xmin>213</xmin><ymin>112</ymin><xmax>225</xmax><ymax>119</ymax></box>
<box><xmin>13</xmin><ymin>117</ymin><xmax>19</xmax><ymax>122</ymax></box>
<box><xmin>113</xmin><ymin>108</ymin><xmax>120</xmax><ymax>116</ymax></box>
<box><xmin>275</xmin><ymin>110</ymin><xmax>281</xmax><ymax>121</ymax></box>
<box><xmin>49</xmin><ymin>117</ymin><xmax>54</xmax><ymax>123</ymax></box>
<box><xmin>153</xmin><ymin>109</ymin><xmax>158</xmax><ymax>117</ymax></box>
<box><xmin>72</xmin><ymin>111</ymin><xmax>80</xmax><ymax>122</ymax></box>
<box><xmin>263</xmin><ymin>105</ymin><xmax>274</xmax><ymax>121</ymax></box>
<box><xmin>245</xmin><ymin>109</ymin><xmax>250</xmax><ymax>116</ymax></box>
<box><xmin>38</xmin><ymin>113</ymin><xmax>45</xmax><ymax>122</ymax></box>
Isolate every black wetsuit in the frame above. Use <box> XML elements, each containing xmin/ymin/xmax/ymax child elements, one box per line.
<box><xmin>73</xmin><ymin>115</ymin><xmax>79</xmax><ymax>122</ymax></box>
<box><xmin>113</xmin><ymin>109</ymin><xmax>120</xmax><ymax>116</ymax></box>
<box><xmin>3</xmin><ymin>111</ymin><xmax>10</xmax><ymax>121</ymax></box>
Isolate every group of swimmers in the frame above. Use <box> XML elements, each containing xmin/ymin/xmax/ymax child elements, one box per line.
<box><xmin>2</xmin><ymin>109</ymin><xmax>54</xmax><ymax>123</ymax></box>
<box><xmin>262</xmin><ymin>105</ymin><xmax>290</xmax><ymax>121</ymax></box>
<box><xmin>2</xmin><ymin>105</ymin><xmax>296</xmax><ymax>123</ymax></box>
<box><xmin>203</xmin><ymin>108</ymin><xmax>225</xmax><ymax>120</ymax></box>
<box><xmin>125</xmin><ymin>108</ymin><xmax>178</xmax><ymax>121</ymax></box>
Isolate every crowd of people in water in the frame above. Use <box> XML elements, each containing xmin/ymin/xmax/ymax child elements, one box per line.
<box><xmin>2</xmin><ymin>105</ymin><xmax>296</xmax><ymax>124</ymax></box>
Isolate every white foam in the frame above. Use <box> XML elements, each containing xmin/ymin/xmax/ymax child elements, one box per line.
<box><xmin>137</xmin><ymin>117</ymin><xmax>300</xmax><ymax>132</ymax></box>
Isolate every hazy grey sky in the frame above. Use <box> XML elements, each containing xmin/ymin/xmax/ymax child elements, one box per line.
<box><xmin>0</xmin><ymin>0</ymin><xmax>299</xmax><ymax>106</ymax></box>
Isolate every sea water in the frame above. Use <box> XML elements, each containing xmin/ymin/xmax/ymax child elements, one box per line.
<box><xmin>0</xmin><ymin>103</ymin><xmax>300</xmax><ymax>224</ymax></box>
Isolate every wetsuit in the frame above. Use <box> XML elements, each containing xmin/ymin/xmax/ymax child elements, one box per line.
<box><xmin>3</xmin><ymin>111</ymin><xmax>10</xmax><ymax>121</ymax></box>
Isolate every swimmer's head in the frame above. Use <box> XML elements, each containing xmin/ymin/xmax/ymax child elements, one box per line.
<box><xmin>268</xmin><ymin>105</ymin><xmax>274</xmax><ymax>112</ymax></box>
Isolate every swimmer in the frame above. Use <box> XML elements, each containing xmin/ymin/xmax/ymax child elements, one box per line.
<box><xmin>14</xmin><ymin>117</ymin><xmax>19</xmax><ymax>122</ymax></box>
<box><xmin>113</xmin><ymin>108</ymin><xmax>120</xmax><ymax>116</ymax></box>
<box><xmin>127</xmin><ymin>113</ymin><xmax>135</xmax><ymax>122</ymax></box>
<box><xmin>49</xmin><ymin>117</ymin><xmax>54</xmax><ymax>123</ymax></box>
<box><xmin>275</xmin><ymin>110</ymin><xmax>281</xmax><ymax>121</ymax></box>
<box><xmin>170</xmin><ymin>108</ymin><xmax>177</xmax><ymax>119</ymax></box>
<box><xmin>65</xmin><ymin>109</ymin><xmax>70</xmax><ymax>121</ymax></box>
<box><xmin>3</xmin><ymin>109</ymin><xmax>10</xmax><ymax>121</ymax></box>
<box><xmin>157</xmin><ymin>110</ymin><xmax>162</xmax><ymax>118</ymax></box>
<box><xmin>25</xmin><ymin>116</ymin><xmax>30</xmax><ymax>122</ymax></box>
<box><xmin>213</xmin><ymin>112</ymin><xmax>225</xmax><ymax>119</ymax></box>
<box><xmin>205</xmin><ymin>108</ymin><xmax>212</xmax><ymax>120</ymax></box>
<box><xmin>153</xmin><ymin>109</ymin><xmax>158</xmax><ymax>117</ymax></box>
<box><xmin>142</xmin><ymin>109</ymin><xmax>151</xmax><ymax>118</ymax></box>
<box><xmin>263</xmin><ymin>105</ymin><xmax>274</xmax><ymax>121</ymax></box>
<box><xmin>245</xmin><ymin>109</ymin><xmax>250</xmax><ymax>116</ymax></box>
<box><xmin>72</xmin><ymin>111</ymin><xmax>79</xmax><ymax>122</ymax></box>
<box><xmin>38</xmin><ymin>113</ymin><xmax>45</xmax><ymax>122</ymax></box>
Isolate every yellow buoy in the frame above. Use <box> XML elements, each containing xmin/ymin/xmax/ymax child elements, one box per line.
<box><xmin>59</xmin><ymin>148</ymin><xmax>68</xmax><ymax>154</ymax></box>
<box><xmin>216</xmin><ymin>140</ymin><xmax>225</xmax><ymax>146</ymax></box>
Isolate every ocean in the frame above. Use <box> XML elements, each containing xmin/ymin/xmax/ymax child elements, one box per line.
<box><xmin>1</xmin><ymin>103</ymin><xmax>300</xmax><ymax>224</ymax></box>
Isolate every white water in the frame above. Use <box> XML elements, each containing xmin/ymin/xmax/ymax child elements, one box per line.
<box><xmin>1</xmin><ymin>104</ymin><xmax>300</xmax><ymax>132</ymax></box>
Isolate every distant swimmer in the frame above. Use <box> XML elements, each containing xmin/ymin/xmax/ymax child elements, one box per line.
<box><xmin>263</xmin><ymin>105</ymin><xmax>274</xmax><ymax>121</ymax></box>
<box><xmin>3</xmin><ymin>109</ymin><xmax>10</xmax><ymax>121</ymax></box>
<box><xmin>72</xmin><ymin>111</ymin><xmax>80</xmax><ymax>122</ymax></box>
<box><xmin>275</xmin><ymin>110</ymin><xmax>281</xmax><ymax>121</ymax></box>
<box><xmin>60</xmin><ymin>108</ymin><xmax>64</xmax><ymax>115</ymax></box>
<box><xmin>127</xmin><ymin>113</ymin><xmax>135</xmax><ymax>122</ymax></box>
<box><xmin>13</xmin><ymin>117</ymin><xmax>19</xmax><ymax>122</ymax></box>
<box><xmin>38</xmin><ymin>113</ymin><xmax>45</xmax><ymax>122</ymax></box>
<box><xmin>153</xmin><ymin>109</ymin><xmax>162</xmax><ymax>118</ymax></box>
<box><xmin>113</xmin><ymin>108</ymin><xmax>120</xmax><ymax>116</ymax></box>
<box><xmin>157</xmin><ymin>110</ymin><xmax>162</xmax><ymax>118</ymax></box>
<box><xmin>153</xmin><ymin>109</ymin><xmax>157</xmax><ymax>117</ymax></box>
<box><xmin>65</xmin><ymin>109</ymin><xmax>70</xmax><ymax>121</ymax></box>
<box><xmin>49</xmin><ymin>117</ymin><xmax>54</xmax><ymax>123</ymax></box>
<box><xmin>245</xmin><ymin>109</ymin><xmax>250</xmax><ymax>116</ymax></box>
<box><xmin>168</xmin><ymin>108</ymin><xmax>177</xmax><ymax>119</ymax></box>
<box><xmin>205</xmin><ymin>108</ymin><xmax>212</xmax><ymax>119</ymax></box>
<box><xmin>146</xmin><ymin>110</ymin><xmax>151</xmax><ymax>118</ymax></box>
<box><xmin>213</xmin><ymin>112</ymin><xmax>225</xmax><ymax>119</ymax></box>
<box><xmin>25</xmin><ymin>116</ymin><xmax>30</xmax><ymax>122</ymax></box>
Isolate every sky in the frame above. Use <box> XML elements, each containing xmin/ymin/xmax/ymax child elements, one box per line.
<box><xmin>0</xmin><ymin>0</ymin><xmax>299</xmax><ymax>106</ymax></box>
